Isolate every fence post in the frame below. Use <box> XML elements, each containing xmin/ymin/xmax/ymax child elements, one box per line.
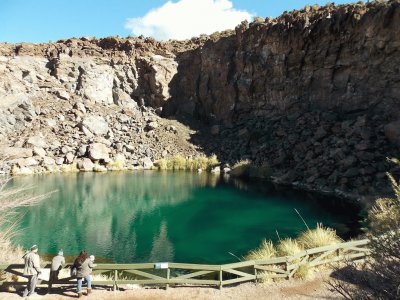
<box><xmin>113</xmin><ymin>270</ymin><xmax>118</xmax><ymax>291</ymax></box>
<box><xmin>219</xmin><ymin>266</ymin><xmax>223</xmax><ymax>290</ymax></box>
<box><xmin>254</xmin><ymin>263</ymin><xmax>258</xmax><ymax>284</ymax></box>
<box><xmin>166</xmin><ymin>268</ymin><xmax>170</xmax><ymax>290</ymax></box>
<box><xmin>285</xmin><ymin>257</ymin><xmax>290</xmax><ymax>280</ymax></box>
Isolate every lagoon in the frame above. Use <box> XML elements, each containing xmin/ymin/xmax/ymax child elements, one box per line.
<box><xmin>10</xmin><ymin>172</ymin><xmax>361</xmax><ymax>264</ymax></box>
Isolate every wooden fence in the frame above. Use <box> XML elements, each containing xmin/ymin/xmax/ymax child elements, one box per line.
<box><xmin>0</xmin><ymin>239</ymin><xmax>369</xmax><ymax>290</ymax></box>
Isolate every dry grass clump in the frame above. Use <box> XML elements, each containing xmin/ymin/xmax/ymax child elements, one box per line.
<box><xmin>155</xmin><ymin>154</ymin><xmax>220</xmax><ymax>172</ymax></box>
<box><xmin>172</xmin><ymin>154</ymin><xmax>187</xmax><ymax>170</ymax></box>
<box><xmin>294</xmin><ymin>263</ymin><xmax>311</xmax><ymax>280</ymax></box>
<box><xmin>208</xmin><ymin>154</ymin><xmax>219</xmax><ymax>168</ymax></box>
<box><xmin>106</xmin><ymin>160</ymin><xmax>125</xmax><ymax>171</ymax></box>
<box><xmin>195</xmin><ymin>155</ymin><xmax>210</xmax><ymax>171</ymax></box>
<box><xmin>245</xmin><ymin>240</ymin><xmax>276</xmax><ymax>261</ymax></box>
<box><xmin>154</xmin><ymin>158</ymin><xmax>168</xmax><ymax>170</ymax></box>
<box><xmin>245</xmin><ymin>240</ymin><xmax>278</xmax><ymax>284</ymax></box>
<box><xmin>246</xmin><ymin>223</ymin><xmax>344</xmax><ymax>284</ymax></box>
<box><xmin>230</xmin><ymin>159</ymin><xmax>251</xmax><ymax>177</ymax></box>
<box><xmin>276</xmin><ymin>238</ymin><xmax>303</xmax><ymax>257</ymax></box>
<box><xmin>297</xmin><ymin>224</ymin><xmax>342</xmax><ymax>249</ymax></box>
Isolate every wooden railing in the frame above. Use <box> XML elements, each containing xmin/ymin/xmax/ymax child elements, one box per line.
<box><xmin>0</xmin><ymin>239</ymin><xmax>369</xmax><ymax>290</ymax></box>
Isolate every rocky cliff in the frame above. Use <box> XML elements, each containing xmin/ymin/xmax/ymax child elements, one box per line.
<box><xmin>0</xmin><ymin>0</ymin><xmax>399</xmax><ymax>200</ymax></box>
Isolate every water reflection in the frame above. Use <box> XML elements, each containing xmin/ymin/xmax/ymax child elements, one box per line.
<box><xmin>11</xmin><ymin>171</ymin><xmax>361</xmax><ymax>263</ymax></box>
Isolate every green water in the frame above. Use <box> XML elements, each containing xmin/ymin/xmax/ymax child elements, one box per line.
<box><xmin>10</xmin><ymin>172</ymin><xmax>360</xmax><ymax>264</ymax></box>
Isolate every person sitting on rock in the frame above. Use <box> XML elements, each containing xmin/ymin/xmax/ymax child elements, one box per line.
<box><xmin>22</xmin><ymin>244</ymin><xmax>41</xmax><ymax>297</ymax></box>
<box><xmin>48</xmin><ymin>249</ymin><xmax>65</xmax><ymax>293</ymax></box>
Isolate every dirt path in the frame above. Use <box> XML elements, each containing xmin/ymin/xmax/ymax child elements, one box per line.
<box><xmin>0</xmin><ymin>272</ymin><xmax>341</xmax><ymax>300</ymax></box>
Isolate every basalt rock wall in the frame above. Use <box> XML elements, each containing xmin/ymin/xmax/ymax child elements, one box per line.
<box><xmin>168</xmin><ymin>1</ymin><xmax>400</xmax><ymax>123</ymax></box>
<box><xmin>165</xmin><ymin>1</ymin><xmax>400</xmax><ymax>199</ymax></box>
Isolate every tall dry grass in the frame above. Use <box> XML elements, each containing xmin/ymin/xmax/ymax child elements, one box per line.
<box><xmin>245</xmin><ymin>224</ymin><xmax>343</xmax><ymax>282</ymax></box>
<box><xmin>0</xmin><ymin>159</ymin><xmax>51</xmax><ymax>264</ymax></box>
<box><xmin>297</xmin><ymin>223</ymin><xmax>342</xmax><ymax>249</ymax></box>
<box><xmin>154</xmin><ymin>154</ymin><xmax>220</xmax><ymax>172</ymax></box>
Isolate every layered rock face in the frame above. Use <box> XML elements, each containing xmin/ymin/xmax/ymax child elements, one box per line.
<box><xmin>169</xmin><ymin>1</ymin><xmax>400</xmax><ymax>122</ymax></box>
<box><xmin>168</xmin><ymin>0</ymin><xmax>400</xmax><ymax>199</ymax></box>
<box><xmin>0</xmin><ymin>1</ymin><xmax>399</xmax><ymax>200</ymax></box>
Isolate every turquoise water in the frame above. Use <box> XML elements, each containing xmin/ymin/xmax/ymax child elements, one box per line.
<box><xmin>10</xmin><ymin>172</ymin><xmax>360</xmax><ymax>264</ymax></box>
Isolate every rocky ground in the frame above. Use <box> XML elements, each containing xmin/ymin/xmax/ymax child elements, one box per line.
<box><xmin>0</xmin><ymin>1</ymin><xmax>399</xmax><ymax>201</ymax></box>
<box><xmin>0</xmin><ymin>271</ymin><xmax>340</xmax><ymax>300</ymax></box>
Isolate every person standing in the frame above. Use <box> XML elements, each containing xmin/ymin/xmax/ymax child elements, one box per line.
<box><xmin>74</xmin><ymin>250</ymin><xmax>94</xmax><ymax>298</ymax></box>
<box><xmin>48</xmin><ymin>249</ymin><xmax>65</xmax><ymax>293</ymax></box>
<box><xmin>22</xmin><ymin>244</ymin><xmax>41</xmax><ymax>297</ymax></box>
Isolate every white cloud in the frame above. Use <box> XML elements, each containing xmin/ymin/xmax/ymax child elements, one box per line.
<box><xmin>125</xmin><ymin>0</ymin><xmax>254</xmax><ymax>40</ymax></box>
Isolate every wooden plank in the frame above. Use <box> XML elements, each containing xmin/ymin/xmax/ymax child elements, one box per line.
<box><xmin>114</xmin><ymin>279</ymin><xmax>219</xmax><ymax>285</ymax></box>
<box><xmin>255</xmin><ymin>257</ymin><xmax>287</xmax><ymax>264</ymax></box>
<box><xmin>3</xmin><ymin>269</ymin><xmax>24</xmax><ymax>277</ymax></box>
<box><xmin>174</xmin><ymin>270</ymin><xmax>214</xmax><ymax>279</ymax></box>
<box><xmin>123</xmin><ymin>269</ymin><xmax>165</xmax><ymax>280</ymax></box>
<box><xmin>223</xmin><ymin>269</ymin><xmax>254</xmax><ymax>278</ymax></box>
<box><xmin>254</xmin><ymin>266</ymin><xmax>287</xmax><ymax>274</ymax></box>
<box><xmin>309</xmin><ymin>252</ymin><xmax>366</xmax><ymax>267</ymax></box>
<box><xmin>91</xmin><ymin>270</ymin><xmax>112</xmax><ymax>275</ymax></box>
<box><xmin>94</xmin><ymin>263</ymin><xmax>155</xmax><ymax>270</ymax></box>
<box><xmin>287</xmin><ymin>255</ymin><xmax>309</xmax><ymax>271</ymax></box>
<box><xmin>309</xmin><ymin>249</ymin><xmax>335</xmax><ymax>265</ymax></box>
<box><xmin>305</xmin><ymin>240</ymin><xmax>369</xmax><ymax>255</ymax></box>
<box><xmin>222</xmin><ymin>276</ymin><xmax>255</xmax><ymax>286</ymax></box>
<box><xmin>287</xmin><ymin>251</ymin><xmax>307</xmax><ymax>261</ymax></box>
<box><xmin>257</xmin><ymin>273</ymin><xmax>287</xmax><ymax>279</ymax></box>
<box><xmin>1</xmin><ymin>264</ymin><xmax>24</xmax><ymax>269</ymax></box>
<box><xmin>289</xmin><ymin>266</ymin><xmax>298</xmax><ymax>278</ymax></box>
<box><xmin>168</xmin><ymin>263</ymin><xmax>220</xmax><ymax>271</ymax></box>
<box><xmin>162</xmin><ymin>278</ymin><xmax>219</xmax><ymax>285</ymax></box>
<box><xmin>92</xmin><ymin>280</ymin><xmax>114</xmax><ymax>285</ymax></box>
<box><xmin>344</xmin><ymin>247</ymin><xmax>371</xmax><ymax>253</ymax></box>
<box><xmin>221</xmin><ymin>260</ymin><xmax>255</xmax><ymax>270</ymax></box>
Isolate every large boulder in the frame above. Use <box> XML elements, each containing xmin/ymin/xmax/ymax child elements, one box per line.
<box><xmin>88</xmin><ymin>143</ymin><xmax>110</xmax><ymax>160</ymax></box>
<box><xmin>80</xmin><ymin>115</ymin><xmax>110</xmax><ymax>136</ymax></box>
<box><xmin>384</xmin><ymin>120</ymin><xmax>400</xmax><ymax>148</ymax></box>
<box><xmin>142</xmin><ymin>157</ymin><xmax>153</xmax><ymax>169</ymax></box>
<box><xmin>77</xmin><ymin>158</ymin><xmax>94</xmax><ymax>171</ymax></box>
<box><xmin>26</xmin><ymin>135</ymin><xmax>47</xmax><ymax>148</ymax></box>
<box><xmin>0</xmin><ymin>147</ymin><xmax>33</xmax><ymax>159</ymax></box>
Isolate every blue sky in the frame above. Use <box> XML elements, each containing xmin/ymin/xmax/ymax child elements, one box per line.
<box><xmin>0</xmin><ymin>0</ymin><xmax>360</xmax><ymax>43</ymax></box>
